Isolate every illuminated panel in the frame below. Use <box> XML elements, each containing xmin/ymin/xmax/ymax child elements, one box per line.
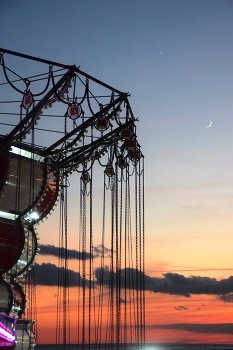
<box><xmin>0</xmin><ymin>314</ymin><xmax>16</xmax><ymax>345</ymax></box>
<box><xmin>0</xmin><ymin>324</ymin><xmax>15</xmax><ymax>342</ymax></box>
<box><xmin>0</xmin><ymin>211</ymin><xmax>18</xmax><ymax>221</ymax></box>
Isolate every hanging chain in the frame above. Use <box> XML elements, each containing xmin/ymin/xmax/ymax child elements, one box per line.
<box><xmin>82</xmin><ymin>178</ymin><xmax>87</xmax><ymax>348</ymax></box>
<box><xmin>138</xmin><ymin>159</ymin><xmax>143</xmax><ymax>346</ymax></box>
<box><xmin>56</xmin><ymin>193</ymin><xmax>63</xmax><ymax>344</ymax></box>
<box><xmin>115</xmin><ymin>163</ymin><xmax>120</xmax><ymax>349</ymax></box>
<box><xmin>30</xmin><ymin>119</ymin><xmax>37</xmax><ymax>349</ymax></box>
<box><xmin>119</xmin><ymin>169</ymin><xmax>123</xmax><ymax>346</ymax></box>
<box><xmin>142</xmin><ymin>158</ymin><xmax>145</xmax><ymax>344</ymax></box>
<box><xmin>110</xmin><ymin>170</ymin><xmax>115</xmax><ymax>346</ymax></box>
<box><xmin>135</xmin><ymin>161</ymin><xmax>139</xmax><ymax>345</ymax></box>
<box><xmin>88</xmin><ymin>148</ymin><xmax>93</xmax><ymax>349</ymax></box>
<box><xmin>127</xmin><ymin>171</ymin><xmax>134</xmax><ymax>344</ymax></box>
<box><xmin>96</xmin><ymin>173</ymin><xmax>106</xmax><ymax>347</ymax></box>
<box><xmin>77</xmin><ymin>179</ymin><xmax>82</xmax><ymax>345</ymax></box>
<box><xmin>123</xmin><ymin>169</ymin><xmax>128</xmax><ymax>345</ymax></box>
<box><xmin>63</xmin><ymin>176</ymin><xmax>68</xmax><ymax>348</ymax></box>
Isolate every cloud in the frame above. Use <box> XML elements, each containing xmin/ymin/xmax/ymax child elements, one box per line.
<box><xmin>174</xmin><ymin>306</ymin><xmax>188</xmax><ymax>310</ymax></box>
<box><xmin>149</xmin><ymin>323</ymin><xmax>233</xmax><ymax>335</ymax></box>
<box><xmin>92</xmin><ymin>244</ymin><xmax>113</xmax><ymax>258</ymax></box>
<box><xmin>218</xmin><ymin>293</ymin><xmax>233</xmax><ymax>303</ymax></box>
<box><xmin>39</xmin><ymin>245</ymin><xmax>91</xmax><ymax>260</ymax></box>
<box><xmin>31</xmin><ymin>263</ymin><xmax>233</xmax><ymax>300</ymax></box>
<box><xmin>163</xmin><ymin>264</ymin><xmax>233</xmax><ymax>273</ymax></box>
<box><xmin>39</xmin><ymin>244</ymin><xmax>111</xmax><ymax>260</ymax></box>
<box><xmin>33</xmin><ymin>263</ymin><xmax>86</xmax><ymax>287</ymax></box>
<box><xmin>94</xmin><ymin>267</ymin><xmax>233</xmax><ymax>298</ymax></box>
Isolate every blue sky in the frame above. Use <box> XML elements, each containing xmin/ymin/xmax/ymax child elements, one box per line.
<box><xmin>1</xmin><ymin>0</ymin><xmax>233</xmax><ymax>343</ymax></box>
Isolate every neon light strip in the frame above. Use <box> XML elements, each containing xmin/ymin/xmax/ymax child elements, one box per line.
<box><xmin>0</xmin><ymin>322</ymin><xmax>15</xmax><ymax>342</ymax></box>
<box><xmin>10</xmin><ymin>146</ymin><xmax>44</xmax><ymax>161</ymax></box>
<box><xmin>0</xmin><ymin>210</ymin><xmax>18</xmax><ymax>220</ymax></box>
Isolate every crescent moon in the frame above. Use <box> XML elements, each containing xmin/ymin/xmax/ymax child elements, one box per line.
<box><xmin>206</xmin><ymin>121</ymin><xmax>212</xmax><ymax>128</ymax></box>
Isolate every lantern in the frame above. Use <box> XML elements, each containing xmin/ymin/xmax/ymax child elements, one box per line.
<box><xmin>22</xmin><ymin>93</ymin><xmax>33</xmax><ymax>110</ymax></box>
<box><xmin>95</xmin><ymin>117</ymin><xmax>109</xmax><ymax>131</ymax></box>
<box><xmin>105</xmin><ymin>165</ymin><xmax>114</xmax><ymax>177</ymax></box>
<box><xmin>120</xmin><ymin>128</ymin><xmax>133</xmax><ymax>140</ymax></box>
<box><xmin>125</xmin><ymin>139</ymin><xmax>137</xmax><ymax>151</ymax></box>
<box><xmin>68</xmin><ymin>104</ymin><xmax>81</xmax><ymax>120</ymax></box>
<box><xmin>128</xmin><ymin>149</ymin><xmax>141</xmax><ymax>161</ymax></box>
<box><xmin>117</xmin><ymin>157</ymin><xmax>127</xmax><ymax>169</ymax></box>
<box><xmin>81</xmin><ymin>172</ymin><xmax>90</xmax><ymax>183</ymax></box>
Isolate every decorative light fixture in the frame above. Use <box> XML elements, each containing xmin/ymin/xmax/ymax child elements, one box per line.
<box><xmin>95</xmin><ymin>117</ymin><xmax>109</xmax><ymax>131</ymax></box>
<box><xmin>105</xmin><ymin>165</ymin><xmax>114</xmax><ymax>177</ymax></box>
<box><xmin>67</xmin><ymin>103</ymin><xmax>81</xmax><ymax>120</ymax></box>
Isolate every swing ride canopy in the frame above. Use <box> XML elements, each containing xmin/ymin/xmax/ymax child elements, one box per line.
<box><xmin>0</xmin><ymin>48</ymin><xmax>145</xmax><ymax>348</ymax></box>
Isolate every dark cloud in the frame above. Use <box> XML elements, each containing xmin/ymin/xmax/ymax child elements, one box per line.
<box><xmin>39</xmin><ymin>244</ymin><xmax>91</xmax><ymax>260</ymax></box>
<box><xmin>32</xmin><ymin>263</ymin><xmax>233</xmax><ymax>300</ymax></box>
<box><xmin>34</xmin><ymin>263</ymin><xmax>87</xmax><ymax>287</ymax></box>
<box><xmin>39</xmin><ymin>244</ymin><xmax>111</xmax><ymax>260</ymax></box>
<box><xmin>157</xmin><ymin>273</ymin><xmax>233</xmax><ymax>297</ymax></box>
<box><xmin>94</xmin><ymin>267</ymin><xmax>233</xmax><ymax>298</ymax></box>
<box><xmin>149</xmin><ymin>323</ymin><xmax>233</xmax><ymax>335</ymax></box>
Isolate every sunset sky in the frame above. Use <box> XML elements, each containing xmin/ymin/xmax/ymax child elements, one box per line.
<box><xmin>1</xmin><ymin>0</ymin><xmax>233</xmax><ymax>344</ymax></box>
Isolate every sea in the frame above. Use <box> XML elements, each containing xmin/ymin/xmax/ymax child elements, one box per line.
<box><xmin>36</xmin><ymin>345</ymin><xmax>233</xmax><ymax>350</ymax></box>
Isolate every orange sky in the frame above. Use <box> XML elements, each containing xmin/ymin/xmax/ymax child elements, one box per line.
<box><xmin>35</xmin><ymin>282</ymin><xmax>233</xmax><ymax>344</ymax></box>
<box><xmin>34</xmin><ymin>227</ymin><xmax>233</xmax><ymax>345</ymax></box>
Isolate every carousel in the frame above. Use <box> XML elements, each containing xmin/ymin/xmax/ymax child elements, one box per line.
<box><xmin>0</xmin><ymin>48</ymin><xmax>145</xmax><ymax>349</ymax></box>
